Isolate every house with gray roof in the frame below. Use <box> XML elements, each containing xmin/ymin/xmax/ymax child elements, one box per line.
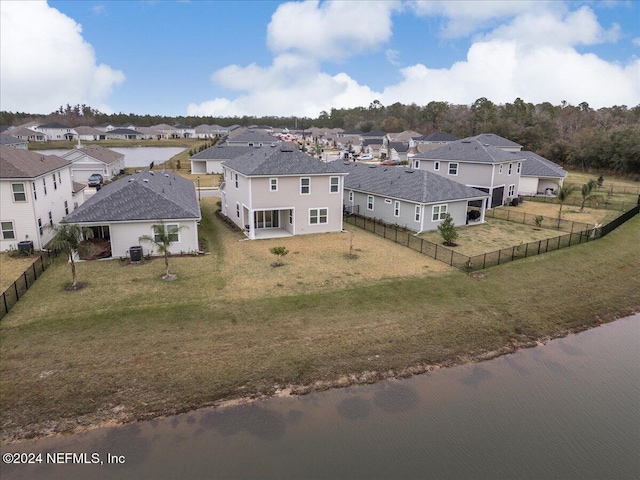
<box><xmin>462</xmin><ymin>133</ymin><xmax>522</xmax><ymax>152</ymax></box>
<box><xmin>225</xmin><ymin>131</ymin><xmax>281</xmax><ymax>147</ymax></box>
<box><xmin>61</xmin><ymin>145</ymin><xmax>125</xmax><ymax>183</ymax></box>
<box><xmin>191</xmin><ymin>145</ymin><xmax>257</xmax><ymax>175</ymax></box>
<box><xmin>6</xmin><ymin>126</ymin><xmax>47</xmax><ymax>142</ymax></box>
<box><xmin>411</xmin><ymin>139</ymin><xmax>526</xmax><ymax>208</ymax></box>
<box><xmin>37</xmin><ymin>122</ymin><xmax>77</xmax><ymax>141</ymax></box>
<box><xmin>75</xmin><ymin>126</ymin><xmax>106</xmax><ymax>141</ymax></box>
<box><xmin>337</xmin><ymin>162</ymin><xmax>489</xmax><ymax>232</ymax></box>
<box><xmin>173</xmin><ymin>124</ymin><xmax>196</xmax><ymax>138</ymax></box>
<box><xmin>220</xmin><ymin>145</ymin><xmax>347</xmax><ymax>239</ymax></box>
<box><xmin>517</xmin><ymin>151</ymin><xmax>567</xmax><ymax>196</ymax></box>
<box><xmin>0</xmin><ymin>146</ymin><xmax>80</xmax><ymax>252</ymax></box>
<box><xmin>106</xmin><ymin>128</ymin><xmax>143</xmax><ymax>140</ymax></box>
<box><xmin>0</xmin><ymin>133</ymin><xmax>28</xmax><ymax>150</ymax></box>
<box><xmin>64</xmin><ymin>170</ymin><xmax>201</xmax><ymax>258</ymax></box>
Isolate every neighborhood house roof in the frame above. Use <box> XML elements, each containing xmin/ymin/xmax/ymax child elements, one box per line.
<box><xmin>38</xmin><ymin>122</ymin><xmax>71</xmax><ymax>129</ymax></box>
<box><xmin>64</xmin><ymin>170</ymin><xmax>201</xmax><ymax>223</ymax></box>
<box><xmin>337</xmin><ymin>162</ymin><xmax>488</xmax><ymax>204</ymax></box>
<box><xmin>361</xmin><ymin>130</ymin><xmax>386</xmax><ymax>137</ymax></box>
<box><xmin>0</xmin><ymin>133</ymin><xmax>28</xmax><ymax>145</ymax></box>
<box><xmin>362</xmin><ymin>138</ymin><xmax>384</xmax><ymax>146</ymax></box>
<box><xmin>107</xmin><ymin>128</ymin><xmax>141</xmax><ymax>135</ymax></box>
<box><xmin>224</xmin><ymin>145</ymin><xmax>347</xmax><ymax>176</ymax></box>
<box><xmin>419</xmin><ymin>132</ymin><xmax>459</xmax><ymax>142</ymax></box>
<box><xmin>191</xmin><ymin>145</ymin><xmax>256</xmax><ymax>160</ymax></box>
<box><xmin>518</xmin><ymin>151</ymin><xmax>567</xmax><ymax>178</ymax></box>
<box><xmin>174</xmin><ymin>124</ymin><xmax>192</xmax><ymax>129</ymax></box>
<box><xmin>226</xmin><ymin>131</ymin><xmax>280</xmax><ymax>144</ymax></box>
<box><xmin>74</xmin><ymin>126</ymin><xmax>104</xmax><ymax>136</ymax></box>
<box><xmin>413</xmin><ymin>139</ymin><xmax>525</xmax><ymax>164</ymax></box>
<box><xmin>388</xmin><ymin>141</ymin><xmax>409</xmax><ymax>153</ymax></box>
<box><xmin>0</xmin><ymin>145</ymin><xmax>70</xmax><ymax>179</ymax></box>
<box><xmin>463</xmin><ymin>133</ymin><xmax>522</xmax><ymax>149</ymax></box>
<box><xmin>64</xmin><ymin>145</ymin><xmax>124</xmax><ymax>164</ymax></box>
<box><xmin>72</xmin><ymin>181</ymin><xmax>86</xmax><ymax>194</ymax></box>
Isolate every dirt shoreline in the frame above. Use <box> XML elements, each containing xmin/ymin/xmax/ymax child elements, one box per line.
<box><xmin>3</xmin><ymin>307</ymin><xmax>637</xmax><ymax>446</ymax></box>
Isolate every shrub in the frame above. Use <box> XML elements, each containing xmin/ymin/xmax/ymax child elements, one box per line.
<box><xmin>437</xmin><ymin>213</ymin><xmax>458</xmax><ymax>246</ymax></box>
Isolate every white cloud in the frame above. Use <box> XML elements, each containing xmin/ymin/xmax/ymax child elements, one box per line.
<box><xmin>0</xmin><ymin>1</ymin><xmax>124</xmax><ymax>114</ymax></box>
<box><xmin>91</xmin><ymin>4</ymin><xmax>107</xmax><ymax>16</ymax></box>
<box><xmin>267</xmin><ymin>0</ymin><xmax>400</xmax><ymax>61</ymax></box>
<box><xmin>386</xmin><ymin>49</ymin><xmax>401</xmax><ymax>66</ymax></box>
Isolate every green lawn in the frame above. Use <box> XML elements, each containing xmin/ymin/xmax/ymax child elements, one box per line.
<box><xmin>1</xmin><ymin>201</ymin><xmax>639</xmax><ymax>443</ymax></box>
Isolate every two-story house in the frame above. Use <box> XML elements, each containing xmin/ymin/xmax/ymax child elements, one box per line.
<box><xmin>220</xmin><ymin>145</ymin><xmax>347</xmax><ymax>239</ymax></box>
<box><xmin>0</xmin><ymin>146</ymin><xmax>80</xmax><ymax>252</ymax></box>
<box><xmin>36</xmin><ymin>122</ymin><xmax>78</xmax><ymax>141</ymax></box>
<box><xmin>411</xmin><ymin>139</ymin><xmax>525</xmax><ymax>208</ymax></box>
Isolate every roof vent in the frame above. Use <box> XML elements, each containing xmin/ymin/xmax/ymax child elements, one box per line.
<box><xmin>368</xmin><ymin>165</ymin><xmax>376</xmax><ymax>168</ymax></box>
<box><xmin>149</xmin><ymin>171</ymin><xmax>154</xmax><ymax>175</ymax></box>
<box><xmin>461</xmin><ymin>140</ymin><xmax>471</xmax><ymax>144</ymax></box>
<box><xmin>40</xmin><ymin>156</ymin><xmax>45</xmax><ymax>162</ymax></box>
<box><xmin>164</xmin><ymin>173</ymin><xmax>169</xmax><ymax>177</ymax></box>
<box><xmin>404</xmin><ymin>170</ymin><xmax>414</xmax><ymax>173</ymax></box>
<box><xmin>143</xmin><ymin>179</ymin><xmax>149</xmax><ymax>183</ymax></box>
<box><xmin>128</xmin><ymin>178</ymin><xmax>134</xmax><ymax>182</ymax></box>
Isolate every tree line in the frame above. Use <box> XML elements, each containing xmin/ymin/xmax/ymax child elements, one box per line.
<box><xmin>1</xmin><ymin>98</ymin><xmax>638</xmax><ymax>175</ymax></box>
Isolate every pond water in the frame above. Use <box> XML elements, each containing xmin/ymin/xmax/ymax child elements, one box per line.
<box><xmin>1</xmin><ymin>314</ymin><xmax>638</xmax><ymax>480</ymax></box>
<box><xmin>36</xmin><ymin>147</ymin><xmax>185</xmax><ymax>169</ymax></box>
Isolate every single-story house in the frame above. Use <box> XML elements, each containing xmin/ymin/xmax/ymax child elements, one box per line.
<box><xmin>190</xmin><ymin>145</ymin><xmax>256</xmax><ymax>174</ymax></box>
<box><xmin>75</xmin><ymin>126</ymin><xmax>106</xmax><ymax>141</ymax></box>
<box><xmin>64</xmin><ymin>170</ymin><xmax>201</xmax><ymax>258</ymax></box>
<box><xmin>220</xmin><ymin>145</ymin><xmax>347</xmax><ymax>240</ymax></box>
<box><xmin>517</xmin><ymin>151</ymin><xmax>567</xmax><ymax>196</ymax></box>
<box><xmin>61</xmin><ymin>145</ymin><xmax>125</xmax><ymax>183</ymax></box>
<box><xmin>106</xmin><ymin>128</ymin><xmax>143</xmax><ymax>140</ymax></box>
<box><xmin>6</xmin><ymin>127</ymin><xmax>47</xmax><ymax>142</ymax></box>
<box><xmin>0</xmin><ymin>133</ymin><xmax>28</xmax><ymax>149</ymax></box>
<box><xmin>338</xmin><ymin>162</ymin><xmax>489</xmax><ymax>232</ymax></box>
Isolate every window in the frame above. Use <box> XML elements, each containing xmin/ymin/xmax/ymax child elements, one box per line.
<box><xmin>432</xmin><ymin>204</ymin><xmax>448</xmax><ymax>221</ymax></box>
<box><xmin>234</xmin><ymin>173</ymin><xmax>238</xmax><ymax>189</ymax></box>
<box><xmin>300</xmin><ymin>178</ymin><xmax>310</xmax><ymax>195</ymax></box>
<box><xmin>53</xmin><ymin>174</ymin><xmax>57</xmax><ymax>190</ymax></box>
<box><xmin>508</xmin><ymin>163</ymin><xmax>513</xmax><ymax>175</ymax></box>
<box><xmin>43</xmin><ymin>178</ymin><xmax>47</xmax><ymax>195</ymax></box>
<box><xmin>11</xmin><ymin>183</ymin><xmax>26</xmax><ymax>202</ymax></box>
<box><xmin>64</xmin><ymin>201</ymin><xmax>69</xmax><ymax>215</ymax></box>
<box><xmin>289</xmin><ymin>209</ymin><xmax>293</xmax><ymax>224</ymax></box>
<box><xmin>330</xmin><ymin>176</ymin><xmax>339</xmax><ymax>193</ymax></box>
<box><xmin>154</xmin><ymin>224</ymin><xmax>179</xmax><ymax>243</ymax></box>
<box><xmin>367</xmin><ymin>195</ymin><xmax>374</xmax><ymax>210</ymax></box>
<box><xmin>1</xmin><ymin>221</ymin><xmax>15</xmax><ymax>240</ymax></box>
<box><xmin>434</xmin><ymin>161</ymin><xmax>440</xmax><ymax>171</ymax></box>
<box><xmin>516</xmin><ymin>162</ymin><xmax>521</xmax><ymax>174</ymax></box>
<box><xmin>58</xmin><ymin>172</ymin><xmax>62</xmax><ymax>185</ymax></box>
<box><xmin>48</xmin><ymin>211</ymin><xmax>53</xmax><ymax>226</ymax></box>
<box><xmin>270</xmin><ymin>178</ymin><xmax>278</xmax><ymax>192</ymax></box>
<box><xmin>413</xmin><ymin>160</ymin><xmax>420</xmax><ymax>169</ymax></box>
<box><xmin>384</xmin><ymin>198</ymin><xmax>392</xmax><ymax>204</ymax></box>
<box><xmin>309</xmin><ymin>208</ymin><xmax>328</xmax><ymax>225</ymax></box>
<box><xmin>32</xmin><ymin>182</ymin><xmax>37</xmax><ymax>200</ymax></box>
<box><xmin>508</xmin><ymin>184</ymin><xmax>515</xmax><ymax>197</ymax></box>
<box><xmin>394</xmin><ymin>200</ymin><xmax>400</xmax><ymax>217</ymax></box>
<box><xmin>38</xmin><ymin>218</ymin><xmax>43</xmax><ymax>235</ymax></box>
<box><xmin>414</xmin><ymin>205</ymin><xmax>421</xmax><ymax>222</ymax></box>
<box><xmin>499</xmin><ymin>164</ymin><xmax>503</xmax><ymax>174</ymax></box>
<box><xmin>448</xmin><ymin>163</ymin><xmax>458</xmax><ymax>175</ymax></box>
<box><xmin>348</xmin><ymin>191</ymin><xmax>354</xmax><ymax>202</ymax></box>
<box><xmin>236</xmin><ymin>203</ymin><xmax>240</xmax><ymax>218</ymax></box>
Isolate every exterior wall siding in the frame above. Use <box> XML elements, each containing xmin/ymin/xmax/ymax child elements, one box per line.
<box><xmin>110</xmin><ymin>220</ymin><xmax>199</xmax><ymax>258</ymax></box>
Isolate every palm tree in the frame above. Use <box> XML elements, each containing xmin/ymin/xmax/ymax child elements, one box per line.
<box><xmin>139</xmin><ymin>221</ymin><xmax>187</xmax><ymax>279</ymax></box>
<box><xmin>580</xmin><ymin>179</ymin><xmax>599</xmax><ymax>212</ymax></box>
<box><xmin>557</xmin><ymin>183</ymin><xmax>576</xmax><ymax>219</ymax></box>
<box><xmin>45</xmin><ymin>222</ymin><xmax>94</xmax><ymax>289</ymax></box>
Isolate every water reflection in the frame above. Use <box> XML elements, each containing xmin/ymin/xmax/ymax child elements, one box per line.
<box><xmin>336</xmin><ymin>397</ymin><xmax>371</xmax><ymax>421</ymax></box>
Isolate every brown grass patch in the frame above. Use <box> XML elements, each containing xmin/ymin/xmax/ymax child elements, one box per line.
<box><xmin>502</xmin><ymin>202</ymin><xmax>618</xmax><ymax>225</ymax></box>
<box><xmin>0</xmin><ymin>253</ymin><xmax>41</xmax><ymax>292</ymax></box>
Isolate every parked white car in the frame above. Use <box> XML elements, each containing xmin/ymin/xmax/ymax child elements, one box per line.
<box><xmin>359</xmin><ymin>154</ymin><xmax>373</xmax><ymax>160</ymax></box>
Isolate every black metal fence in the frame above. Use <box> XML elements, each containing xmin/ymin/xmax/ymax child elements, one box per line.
<box><xmin>344</xmin><ymin>204</ymin><xmax>639</xmax><ymax>272</ymax></box>
<box><xmin>521</xmin><ymin>194</ymin><xmax>638</xmax><ymax>212</ymax></box>
<box><xmin>1</xmin><ymin>250</ymin><xmax>58</xmax><ymax>320</ymax></box>
<box><xmin>485</xmin><ymin>208</ymin><xmax>592</xmax><ymax>233</ymax></box>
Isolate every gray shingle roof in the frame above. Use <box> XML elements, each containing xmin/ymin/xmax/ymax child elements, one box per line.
<box><xmin>363</xmin><ymin>138</ymin><xmax>384</xmax><ymax>146</ymax></box>
<box><xmin>39</xmin><ymin>122</ymin><xmax>71</xmax><ymax>129</ymax></box>
<box><xmin>361</xmin><ymin>130</ymin><xmax>386</xmax><ymax>137</ymax></box>
<box><xmin>336</xmin><ymin>162</ymin><xmax>488</xmax><ymax>204</ymax></box>
<box><xmin>0</xmin><ymin>133</ymin><xmax>28</xmax><ymax>145</ymax></box>
<box><xmin>191</xmin><ymin>145</ymin><xmax>256</xmax><ymax>160</ymax></box>
<box><xmin>225</xmin><ymin>132</ymin><xmax>279</xmax><ymax>144</ymax></box>
<box><xmin>462</xmin><ymin>133</ymin><xmax>522</xmax><ymax>149</ymax></box>
<box><xmin>419</xmin><ymin>132</ymin><xmax>459</xmax><ymax>142</ymax></box>
<box><xmin>224</xmin><ymin>146</ymin><xmax>347</xmax><ymax>176</ymax></box>
<box><xmin>0</xmin><ymin>145</ymin><xmax>70</xmax><ymax>178</ymax></box>
<box><xmin>518</xmin><ymin>151</ymin><xmax>567</xmax><ymax>178</ymax></box>
<box><xmin>413</xmin><ymin>139</ymin><xmax>525</xmax><ymax>163</ymax></box>
<box><xmin>74</xmin><ymin>126</ymin><xmax>104</xmax><ymax>136</ymax></box>
<box><xmin>63</xmin><ymin>145</ymin><xmax>124</xmax><ymax>164</ymax></box>
<box><xmin>64</xmin><ymin>170</ymin><xmax>200</xmax><ymax>223</ymax></box>
<box><xmin>107</xmin><ymin>128</ymin><xmax>141</xmax><ymax>135</ymax></box>
<box><xmin>388</xmin><ymin>141</ymin><xmax>408</xmax><ymax>153</ymax></box>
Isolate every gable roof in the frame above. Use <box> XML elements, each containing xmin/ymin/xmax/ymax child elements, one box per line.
<box><xmin>363</xmin><ymin>138</ymin><xmax>384</xmax><ymax>146</ymax></box>
<box><xmin>361</xmin><ymin>130</ymin><xmax>386</xmax><ymax>137</ymax></box>
<box><xmin>462</xmin><ymin>133</ymin><xmax>522</xmax><ymax>149</ymax></box>
<box><xmin>191</xmin><ymin>145</ymin><xmax>256</xmax><ymax>160</ymax></box>
<box><xmin>0</xmin><ymin>145</ymin><xmax>70</xmax><ymax>179</ymax></box>
<box><xmin>107</xmin><ymin>128</ymin><xmax>141</xmax><ymax>135</ymax></box>
<box><xmin>413</xmin><ymin>139</ymin><xmax>524</xmax><ymax>164</ymax></box>
<box><xmin>0</xmin><ymin>133</ymin><xmax>28</xmax><ymax>145</ymax></box>
<box><xmin>74</xmin><ymin>126</ymin><xmax>104</xmax><ymax>136</ymax></box>
<box><xmin>174</xmin><ymin>124</ymin><xmax>192</xmax><ymax>129</ymax></box>
<box><xmin>387</xmin><ymin>130</ymin><xmax>423</xmax><ymax>142</ymax></box>
<box><xmin>64</xmin><ymin>170</ymin><xmax>200</xmax><ymax>223</ymax></box>
<box><xmin>419</xmin><ymin>132</ymin><xmax>459</xmax><ymax>142</ymax></box>
<box><xmin>62</xmin><ymin>145</ymin><xmax>124</xmax><ymax>164</ymax></box>
<box><xmin>95</xmin><ymin>122</ymin><xmax>114</xmax><ymax>128</ymax></box>
<box><xmin>151</xmin><ymin>123</ymin><xmax>177</xmax><ymax>131</ymax></box>
<box><xmin>336</xmin><ymin>162</ymin><xmax>488</xmax><ymax>204</ymax></box>
<box><xmin>39</xmin><ymin>122</ymin><xmax>71</xmax><ymax>129</ymax></box>
<box><xmin>388</xmin><ymin>141</ymin><xmax>409</xmax><ymax>153</ymax></box>
<box><xmin>224</xmin><ymin>145</ymin><xmax>347</xmax><ymax>176</ymax></box>
<box><xmin>518</xmin><ymin>151</ymin><xmax>567</xmax><ymax>178</ymax></box>
<box><xmin>226</xmin><ymin>131</ymin><xmax>279</xmax><ymax>144</ymax></box>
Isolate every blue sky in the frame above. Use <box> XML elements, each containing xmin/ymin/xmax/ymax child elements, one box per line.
<box><xmin>1</xmin><ymin>1</ymin><xmax>639</xmax><ymax>117</ymax></box>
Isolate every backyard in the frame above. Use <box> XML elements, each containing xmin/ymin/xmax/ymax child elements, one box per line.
<box><xmin>1</xmin><ymin>198</ymin><xmax>639</xmax><ymax>444</ymax></box>
<box><xmin>0</xmin><ymin>253</ymin><xmax>42</xmax><ymax>292</ymax></box>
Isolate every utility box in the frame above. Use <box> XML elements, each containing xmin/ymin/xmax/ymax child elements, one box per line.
<box><xmin>17</xmin><ymin>240</ymin><xmax>34</xmax><ymax>254</ymax></box>
<box><xmin>129</xmin><ymin>245</ymin><xmax>143</xmax><ymax>262</ymax></box>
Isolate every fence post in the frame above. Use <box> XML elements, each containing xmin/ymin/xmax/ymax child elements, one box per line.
<box><xmin>545</xmin><ymin>239</ymin><xmax>549</xmax><ymax>253</ymax></box>
<box><xmin>407</xmin><ymin>234</ymin><xmax>410</xmax><ymax>247</ymax></box>
<box><xmin>537</xmin><ymin>240</ymin><xmax>541</xmax><ymax>255</ymax></box>
<box><xmin>2</xmin><ymin>292</ymin><xmax>7</xmax><ymax>315</ymax></box>
<box><xmin>511</xmin><ymin>246</ymin><xmax>515</xmax><ymax>261</ymax></box>
<box><xmin>507</xmin><ymin>210</ymin><xmax>511</xmax><ymax>221</ymax></box>
<box><xmin>395</xmin><ymin>228</ymin><xmax>398</xmax><ymax>242</ymax></box>
<box><xmin>435</xmin><ymin>244</ymin><xmax>438</xmax><ymax>259</ymax></box>
<box><xmin>32</xmin><ymin>262</ymin><xmax>37</xmax><ymax>279</ymax></box>
<box><xmin>450</xmin><ymin>250</ymin><xmax>454</xmax><ymax>266</ymax></box>
<box><xmin>14</xmin><ymin>281</ymin><xmax>19</xmax><ymax>301</ymax></box>
<box><xmin>497</xmin><ymin>249</ymin><xmax>501</xmax><ymax>265</ymax></box>
<box><xmin>23</xmin><ymin>272</ymin><xmax>28</xmax><ymax>289</ymax></box>
<box><xmin>420</xmin><ymin>239</ymin><xmax>424</xmax><ymax>254</ymax></box>
<box><xmin>483</xmin><ymin>253</ymin><xmax>486</xmax><ymax>269</ymax></box>
<box><xmin>525</xmin><ymin>243</ymin><xmax>529</xmax><ymax>257</ymax></box>
<box><xmin>557</xmin><ymin>236</ymin><xmax>561</xmax><ymax>250</ymax></box>
<box><xmin>383</xmin><ymin>224</ymin><xmax>386</xmax><ymax>238</ymax></box>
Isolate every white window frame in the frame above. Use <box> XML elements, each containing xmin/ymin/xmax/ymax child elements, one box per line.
<box><xmin>236</xmin><ymin>202</ymin><xmax>240</xmax><ymax>218</ymax></box>
<box><xmin>48</xmin><ymin>211</ymin><xmax>53</xmax><ymax>226</ymax></box>
<box><xmin>309</xmin><ymin>207</ymin><xmax>328</xmax><ymax>225</ymax></box>
<box><xmin>1</xmin><ymin>221</ymin><xmax>15</xmax><ymax>240</ymax></box>
<box><xmin>58</xmin><ymin>172</ymin><xmax>62</xmax><ymax>185</ymax></box>
<box><xmin>367</xmin><ymin>195</ymin><xmax>374</xmax><ymax>210</ymax></box>
<box><xmin>234</xmin><ymin>173</ymin><xmax>238</xmax><ymax>189</ymax></box>
<box><xmin>448</xmin><ymin>163</ymin><xmax>458</xmax><ymax>175</ymax></box>
<box><xmin>432</xmin><ymin>204</ymin><xmax>448</xmax><ymax>222</ymax></box>
<box><xmin>43</xmin><ymin>178</ymin><xmax>47</xmax><ymax>195</ymax></box>
<box><xmin>414</xmin><ymin>205</ymin><xmax>421</xmax><ymax>222</ymax></box>
<box><xmin>269</xmin><ymin>178</ymin><xmax>278</xmax><ymax>192</ymax></box>
<box><xmin>300</xmin><ymin>177</ymin><xmax>310</xmax><ymax>195</ymax></box>
<box><xmin>348</xmin><ymin>191</ymin><xmax>354</xmax><ymax>202</ymax></box>
<box><xmin>53</xmin><ymin>174</ymin><xmax>57</xmax><ymax>190</ymax></box>
<box><xmin>32</xmin><ymin>182</ymin><xmax>37</xmax><ymax>201</ymax></box>
<box><xmin>499</xmin><ymin>164</ymin><xmax>503</xmax><ymax>174</ymax></box>
<box><xmin>289</xmin><ymin>209</ymin><xmax>293</xmax><ymax>224</ymax></box>
<box><xmin>11</xmin><ymin>183</ymin><xmax>26</xmax><ymax>202</ymax></box>
<box><xmin>434</xmin><ymin>161</ymin><xmax>440</xmax><ymax>171</ymax></box>
<box><xmin>384</xmin><ymin>198</ymin><xmax>392</xmax><ymax>204</ymax></box>
<box><xmin>330</xmin><ymin>176</ymin><xmax>340</xmax><ymax>193</ymax></box>
<box><xmin>413</xmin><ymin>159</ymin><xmax>420</xmax><ymax>169</ymax></box>
<box><xmin>154</xmin><ymin>223</ymin><xmax>180</xmax><ymax>243</ymax></box>
<box><xmin>516</xmin><ymin>162</ymin><xmax>521</xmax><ymax>174</ymax></box>
<box><xmin>508</xmin><ymin>163</ymin><xmax>513</xmax><ymax>175</ymax></box>
<box><xmin>38</xmin><ymin>218</ymin><xmax>43</xmax><ymax>235</ymax></box>
<box><xmin>64</xmin><ymin>201</ymin><xmax>69</xmax><ymax>215</ymax></box>
<box><xmin>394</xmin><ymin>200</ymin><xmax>400</xmax><ymax>217</ymax></box>
<box><xmin>508</xmin><ymin>184</ymin><xmax>515</xmax><ymax>197</ymax></box>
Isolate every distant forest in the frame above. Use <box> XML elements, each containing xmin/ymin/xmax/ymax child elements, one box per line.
<box><xmin>2</xmin><ymin>98</ymin><xmax>639</xmax><ymax>175</ymax></box>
